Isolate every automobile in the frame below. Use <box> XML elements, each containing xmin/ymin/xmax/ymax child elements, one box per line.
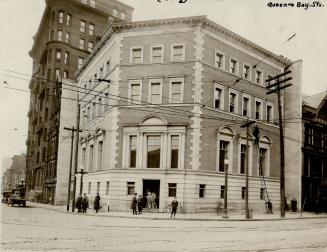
<box><xmin>8</xmin><ymin>188</ymin><xmax>26</xmax><ymax>207</ymax></box>
<box><xmin>2</xmin><ymin>191</ymin><xmax>12</xmax><ymax>204</ymax></box>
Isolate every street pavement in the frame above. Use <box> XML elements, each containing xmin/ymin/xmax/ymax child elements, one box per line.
<box><xmin>1</xmin><ymin>203</ymin><xmax>327</xmax><ymax>252</ymax></box>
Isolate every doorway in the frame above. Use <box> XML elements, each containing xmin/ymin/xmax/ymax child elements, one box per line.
<box><xmin>143</xmin><ymin>180</ymin><xmax>160</xmax><ymax>209</ymax></box>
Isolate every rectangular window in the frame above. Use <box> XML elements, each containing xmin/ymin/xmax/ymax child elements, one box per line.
<box><xmin>170</xmin><ymin>78</ymin><xmax>183</xmax><ymax>103</ymax></box>
<box><xmin>151</xmin><ymin>46</ymin><xmax>163</xmax><ymax>63</ymax></box>
<box><xmin>259</xmin><ymin>148</ymin><xmax>267</xmax><ymax>176</ymax></box>
<box><xmin>106</xmin><ymin>60</ymin><xmax>110</xmax><ymax>74</ymax></box>
<box><xmin>220</xmin><ymin>185</ymin><xmax>225</xmax><ymax>199</ymax></box>
<box><xmin>214</xmin><ymin>87</ymin><xmax>222</xmax><ymax>109</ymax></box>
<box><xmin>242</xmin><ymin>187</ymin><xmax>246</xmax><ymax>199</ymax></box>
<box><xmin>171</xmin><ymin>135</ymin><xmax>179</xmax><ymax>169</ymax></box>
<box><xmin>215</xmin><ymin>51</ymin><xmax>224</xmax><ymax>69</ymax></box>
<box><xmin>149</xmin><ymin>81</ymin><xmax>161</xmax><ymax>104</ymax></box>
<box><xmin>219</xmin><ymin>140</ymin><xmax>229</xmax><ymax>172</ymax></box>
<box><xmin>266</xmin><ymin>105</ymin><xmax>272</xmax><ymax>122</ymax></box>
<box><xmin>57</xmin><ymin>30</ymin><xmax>63</xmax><ymax>41</ymax></box>
<box><xmin>63</xmin><ymin>71</ymin><xmax>68</xmax><ymax>78</ymax></box>
<box><xmin>98</xmin><ymin>141</ymin><xmax>103</xmax><ymax>170</ymax></box>
<box><xmin>88</xmin><ymin>41</ymin><xmax>94</xmax><ymax>52</ymax></box>
<box><xmin>78</xmin><ymin>57</ymin><xmax>84</xmax><ymax>69</ymax></box>
<box><xmin>66</xmin><ymin>14</ymin><xmax>71</xmax><ymax>26</ymax></box>
<box><xmin>243</xmin><ymin>64</ymin><xmax>250</xmax><ymax>80</ymax></box>
<box><xmin>199</xmin><ymin>184</ymin><xmax>205</xmax><ymax>198</ymax></box>
<box><xmin>79</xmin><ymin>38</ymin><xmax>85</xmax><ymax>50</ymax></box>
<box><xmin>131</xmin><ymin>48</ymin><xmax>143</xmax><ymax>63</ymax></box>
<box><xmin>58</xmin><ymin>11</ymin><xmax>64</xmax><ymax>24</ymax></box>
<box><xmin>255</xmin><ymin>70</ymin><xmax>262</xmax><ymax>84</ymax></box>
<box><xmin>80</xmin><ymin>20</ymin><xmax>86</xmax><ymax>33</ymax></box>
<box><xmin>55</xmin><ymin>69</ymin><xmax>60</xmax><ymax>78</ymax></box>
<box><xmin>240</xmin><ymin>144</ymin><xmax>247</xmax><ymax>174</ymax></box>
<box><xmin>87</xmin><ymin>106</ymin><xmax>91</xmax><ymax>121</ymax></box>
<box><xmin>65</xmin><ymin>32</ymin><xmax>70</xmax><ymax>43</ymax></box>
<box><xmin>260</xmin><ymin>188</ymin><xmax>265</xmax><ymax>200</ymax></box>
<box><xmin>230</xmin><ymin>58</ymin><xmax>238</xmax><ymax>74</ymax></box>
<box><xmin>82</xmin><ymin>147</ymin><xmax>86</xmax><ymax>169</ymax></box>
<box><xmin>64</xmin><ymin>51</ymin><xmax>69</xmax><ymax>65</ymax></box>
<box><xmin>171</xmin><ymin>44</ymin><xmax>185</xmax><ymax>61</ymax></box>
<box><xmin>242</xmin><ymin>96</ymin><xmax>249</xmax><ymax>117</ymax></box>
<box><xmin>127</xmin><ymin>182</ymin><xmax>135</xmax><ymax>195</ymax></box>
<box><xmin>89</xmin><ymin>145</ymin><xmax>94</xmax><ymax>171</ymax></box>
<box><xmin>168</xmin><ymin>183</ymin><xmax>177</xmax><ymax>197</ymax></box>
<box><xmin>129</xmin><ymin>136</ymin><xmax>137</xmax><ymax>168</ymax></box>
<box><xmin>99</xmin><ymin>67</ymin><xmax>104</xmax><ymax>78</ymax></box>
<box><xmin>229</xmin><ymin>93</ymin><xmax>236</xmax><ymax>113</ymax></box>
<box><xmin>147</xmin><ymin>135</ymin><xmax>161</xmax><ymax>168</ymax></box>
<box><xmin>89</xmin><ymin>23</ymin><xmax>95</xmax><ymax>36</ymax></box>
<box><xmin>56</xmin><ymin>49</ymin><xmax>61</xmax><ymax>60</ymax></box>
<box><xmin>92</xmin><ymin>102</ymin><xmax>96</xmax><ymax>119</ymax></box>
<box><xmin>97</xmin><ymin>98</ymin><xmax>102</xmax><ymax>115</ymax></box>
<box><xmin>106</xmin><ymin>182</ymin><xmax>110</xmax><ymax>195</ymax></box>
<box><xmin>97</xmin><ymin>182</ymin><xmax>100</xmax><ymax>193</ymax></box>
<box><xmin>255</xmin><ymin>100</ymin><xmax>262</xmax><ymax>120</ymax></box>
<box><xmin>130</xmin><ymin>82</ymin><xmax>141</xmax><ymax>103</ymax></box>
<box><xmin>88</xmin><ymin>182</ymin><xmax>91</xmax><ymax>194</ymax></box>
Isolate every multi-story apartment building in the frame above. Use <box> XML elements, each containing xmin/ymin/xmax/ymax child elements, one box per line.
<box><xmin>26</xmin><ymin>0</ymin><xmax>133</xmax><ymax>204</ymax></box>
<box><xmin>75</xmin><ymin>16</ymin><xmax>301</xmax><ymax>213</ymax></box>
<box><xmin>301</xmin><ymin>92</ymin><xmax>327</xmax><ymax>212</ymax></box>
<box><xmin>1</xmin><ymin>154</ymin><xmax>26</xmax><ymax>193</ymax></box>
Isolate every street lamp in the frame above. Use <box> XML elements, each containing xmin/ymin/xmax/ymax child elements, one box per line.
<box><xmin>223</xmin><ymin>159</ymin><xmax>229</xmax><ymax>218</ymax></box>
<box><xmin>78</xmin><ymin>167</ymin><xmax>87</xmax><ymax>195</ymax></box>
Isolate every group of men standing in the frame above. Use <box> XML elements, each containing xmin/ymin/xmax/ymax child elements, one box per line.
<box><xmin>76</xmin><ymin>193</ymin><xmax>101</xmax><ymax>213</ymax></box>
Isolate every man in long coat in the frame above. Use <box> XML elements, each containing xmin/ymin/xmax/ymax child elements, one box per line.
<box><xmin>94</xmin><ymin>193</ymin><xmax>101</xmax><ymax>213</ymax></box>
<box><xmin>82</xmin><ymin>193</ymin><xmax>89</xmax><ymax>213</ymax></box>
<box><xmin>131</xmin><ymin>193</ymin><xmax>138</xmax><ymax>215</ymax></box>
<box><xmin>76</xmin><ymin>194</ymin><xmax>83</xmax><ymax>213</ymax></box>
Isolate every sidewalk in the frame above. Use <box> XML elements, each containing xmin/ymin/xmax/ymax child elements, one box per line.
<box><xmin>27</xmin><ymin>201</ymin><xmax>327</xmax><ymax>221</ymax></box>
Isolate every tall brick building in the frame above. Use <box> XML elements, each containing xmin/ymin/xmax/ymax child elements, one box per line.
<box><xmin>75</xmin><ymin>16</ymin><xmax>301</xmax><ymax>213</ymax></box>
<box><xmin>26</xmin><ymin>0</ymin><xmax>133</xmax><ymax>204</ymax></box>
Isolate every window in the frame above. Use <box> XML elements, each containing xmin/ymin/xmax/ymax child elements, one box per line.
<box><xmin>56</xmin><ymin>49</ymin><xmax>61</xmax><ymax>61</ymax></box>
<box><xmin>106</xmin><ymin>182</ymin><xmax>110</xmax><ymax>195</ymax></box>
<box><xmin>168</xmin><ymin>183</ymin><xmax>177</xmax><ymax>197</ymax></box>
<box><xmin>169</xmin><ymin>78</ymin><xmax>183</xmax><ymax>103</ymax></box>
<box><xmin>255</xmin><ymin>100</ymin><xmax>262</xmax><ymax>120</ymax></box>
<box><xmin>266</xmin><ymin>104</ymin><xmax>273</xmax><ymax>123</ymax></box>
<box><xmin>199</xmin><ymin>184</ymin><xmax>205</xmax><ymax>198</ymax></box>
<box><xmin>65</xmin><ymin>32</ymin><xmax>70</xmax><ymax>43</ymax></box>
<box><xmin>170</xmin><ymin>135</ymin><xmax>179</xmax><ymax>168</ymax></box>
<box><xmin>127</xmin><ymin>182</ymin><xmax>135</xmax><ymax>195</ymax></box>
<box><xmin>88</xmin><ymin>41</ymin><xmax>94</xmax><ymax>52</ymax></box>
<box><xmin>98</xmin><ymin>141</ymin><xmax>103</xmax><ymax>170</ymax></box>
<box><xmin>58</xmin><ymin>11</ymin><xmax>64</xmax><ymax>24</ymax></box>
<box><xmin>88</xmin><ymin>182</ymin><xmax>91</xmax><ymax>194</ymax></box>
<box><xmin>129</xmin><ymin>136</ymin><xmax>137</xmax><ymax>168</ymax></box>
<box><xmin>79</xmin><ymin>39</ymin><xmax>85</xmax><ymax>50</ymax></box>
<box><xmin>260</xmin><ymin>188</ymin><xmax>265</xmax><ymax>200</ymax></box>
<box><xmin>220</xmin><ymin>185</ymin><xmax>225</xmax><ymax>199</ymax></box>
<box><xmin>80</xmin><ymin>20</ymin><xmax>86</xmax><ymax>33</ymax></box>
<box><xmin>219</xmin><ymin>140</ymin><xmax>229</xmax><ymax>172</ymax></box>
<box><xmin>215</xmin><ymin>51</ymin><xmax>224</xmax><ymax>69</ymax></box>
<box><xmin>242</xmin><ymin>95</ymin><xmax>250</xmax><ymax>117</ymax></box>
<box><xmin>113</xmin><ymin>9</ymin><xmax>119</xmax><ymax>17</ymax></box>
<box><xmin>259</xmin><ymin>148</ymin><xmax>267</xmax><ymax>176</ymax></box>
<box><xmin>121</xmin><ymin>12</ymin><xmax>126</xmax><ymax>20</ymax></box>
<box><xmin>66</xmin><ymin>14</ymin><xmax>71</xmax><ymax>26</ymax></box>
<box><xmin>97</xmin><ymin>182</ymin><xmax>100</xmax><ymax>193</ymax></box>
<box><xmin>149</xmin><ymin>80</ymin><xmax>162</xmax><ymax>104</ymax></box>
<box><xmin>51</xmin><ymin>11</ymin><xmax>55</xmax><ymax>23</ymax></box>
<box><xmin>50</xmin><ymin>30</ymin><xmax>54</xmax><ymax>40</ymax></box>
<box><xmin>147</xmin><ymin>135</ymin><xmax>161</xmax><ymax>168</ymax></box>
<box><xmin>92</xmin><ymin>102</ymin><xmax>96</xmax><ymax>119</ymax></box>
<box><xmin>229</xmin><ymin>92</ymin><xmax>238</xmax><ymax>113</ymax></box>
<box><xmin>171</xmin><ymin>44</ymin><xmax>185</xmax><ymax>61</ymax></box>
<box><xmin>99</xmin><ymin>67</ymin><xmax>104</xmax><ymax>78</ymax></box>
<box><xmin>55</xmin><ymin>69</ymin><xmax>60</xmax><ymax>78</ymax></box>
<box><xmin>63</xmin><ymin>71</ymin><xmax>68</xmax><ymax>78</ymax></box>
<box><xmin>87</xmin><ymin>106</ymin><xmax>91</xmax><ymax>121</ymax></box>
<box><xmin>97</xmin><ymin>98</ymin><xmax>102</xmax><ymax>115</ymax></box>
<box><xmin>230</xmin><ymin>58</ymin><xmax>238</xmax><ymax>74</ymax></box>
<box><xmin>89</xmin><ymin>145</ymin><xmax>94</xmax><ymax>171</ymax></box>
<box><xmin>64</xmin><ymin>51</ymin><xmax>69</xmax><ymax>65</ymax></box>
<box><xmin>240</xmin><ymin>144</ymin><xmax>247</xmax><ymax>174</ymax></box>
<box><xmin>255</xmin><ymin>70</ymin><xmax>262</xmax><ymax>84</ymax></box>
<box><xmin>90</xmin><ymin>0</ymin><xmax>95</xmax><ymax>7</ymax></box>
<box><xmin>214</xmin><ymin>84</ymin><xmax>224</xmax><ymax>109</ymax></box>
<box><xmin>129</xmin><ymin>81</ymin><xmax>141</xmax><ymax>104</ymax></box>
<box><xmin>106</xmin><ymin>60</ymin><xmax>111</xmax><ymax>74</ymax></box>
<box><xmin>242</xmin><ymin>187</ymin><xmax>246</xmax><ymax>199</ymax></box>
<box><xmin>243</xmin><ymin>64</ymin><xmax>250</xmax><ymax>80</ymax></box>
<box><xmin>78</xmin><ymin>57</ymin><xmax>84</xmax><ymax>69</ymax></box>
<box><xmin>89</xmin><ymin>23</ymin><xmax>95</xmax><ymax>36</ymax></box>
<box><xmin>57</xmin><ymin>30</ymin><xmax>63</xmax><ymax>41</ymax></box>
<box><xmin>82</xmin><ymin>147</ymin><xmax>86</xmax><ymax>169</ymax></box>
<box><xmin>130</xmin><ymin>48</ymin><xmax>143</xmax><ymax>63</ymax></box>
<box><xmin>151</xmin><ymin>46</ymin><xmax>163</xmax><ymax>63</ymax></box>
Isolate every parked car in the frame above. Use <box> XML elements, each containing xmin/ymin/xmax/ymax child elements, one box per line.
<box><xmin>9</xmin><ymin>187</ymin><xmax>26</xmax><ymax>207</ymax></box>
<box><xmin>2</xmin><ymin>191</ymin><xmax>12</xmax><ymax>204</ymax></box>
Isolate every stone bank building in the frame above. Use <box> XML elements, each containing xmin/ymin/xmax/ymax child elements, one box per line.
<box><xmin>76</xmin><ymin>16</ymin><xmax>301</xmax><ymax>213</ymax></box>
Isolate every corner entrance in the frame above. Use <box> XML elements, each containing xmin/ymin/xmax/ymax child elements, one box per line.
<box><xmin>143</xmin><ymin>180</ymin><xmax>160</xmax><ymax>209</ymax></box>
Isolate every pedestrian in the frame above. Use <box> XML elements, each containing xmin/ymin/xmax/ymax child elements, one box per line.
<box><xmin>137</xmin><ymin>195</ymin><xmax>143</xmax><ymax>214</ymax></box>
<box><xmin>146</xmin><ymin>192</ymin><xmax>152</xmax><ymax>209</ymax></box>
<box><xmin>76</xmin><ymin>194</ymin><xmax>83</xmax><ymax>213</ymax></box>
<box><xmin>82</xmin><ymin>193</ymin><xmax>89</xmax><ymax>213</ymax></box>
<box><xmin>94</xmin><ymin>193</ymin><xmax>101</xmax><ymax>213</ymax></box>
<box><xmin>151</xmin><ymin>192</ymin><xmax>157</xmax><ymax>209</ymax></box>
<box><xmin>266</xmin><ymin>200</ymin><xmax>273</xmax><ymax>214</ymax></box>
<box><xmin>131</xmin><ymin>193</ymin><xmax>138</xmax><ymax>215</ymax></box>
<box><xmin>171</xmin><ymin>197</ymin><xmax>178</xmax><ymax>218</ymax></box>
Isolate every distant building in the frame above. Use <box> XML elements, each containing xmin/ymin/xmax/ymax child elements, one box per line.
<box><xmin>25</xmin><ymin>0</ymin><xmax>134</xmax><ymax>205</ymax></box>
<box><xmin>75</xmin><ymin>15</ymin><xmax>301</xmax><ymax>213</ymax></box>
<box><xmin>1</xmin><ymin>154</ymin><xmax>26</xmax><ymax>193</ymax></box>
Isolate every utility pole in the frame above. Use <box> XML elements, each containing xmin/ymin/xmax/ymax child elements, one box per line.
<box><xmin>71</xmin><ymin>104</ymin><xmax>81</xmax><ymax>212</ymax></box>
<box><xmin>63</xmin><ymin>126</ymin><xmax>75</xmax><ymax>211</ymax></box>
<box><xmin>241</xmin><ymin>119</ymin><xmax>255</xmax><ymax>219</ymax></box>
<box><xmin>77</xmin><ymin>168</ymin><xmax>88</xmax><ymax>194</ymax></box>
<box><xmin>266</xmin><ymin>69</ymin><xmax>292</xmax><ymax>218</ymax></box>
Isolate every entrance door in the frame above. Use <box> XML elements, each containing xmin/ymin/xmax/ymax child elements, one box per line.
<box><xmin>143</xmin><ymin>180</ymin><xmax>160</xmax><ymax>209</ymax></box>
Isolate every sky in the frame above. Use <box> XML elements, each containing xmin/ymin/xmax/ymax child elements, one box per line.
<box><xmin>0</xmin><ymin>0</ymin><xmax>326</xmax><ymax>173</ymax></box>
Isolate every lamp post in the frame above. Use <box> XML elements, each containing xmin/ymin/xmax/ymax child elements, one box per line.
<box><xmin>223</xmin><ymin>159</ymin><xmax>229</xmax><ymax>218</ymax></box>
<box><xmin>78</xmin><ymin>167</ymin><xmax>87</xmax><ymax>195</ymax></box>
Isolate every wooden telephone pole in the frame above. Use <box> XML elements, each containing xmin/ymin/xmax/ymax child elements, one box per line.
<box><xmin>266</xmin><ymin>69</ymin><xmax>292</xmax><ymax>218</ymax></box>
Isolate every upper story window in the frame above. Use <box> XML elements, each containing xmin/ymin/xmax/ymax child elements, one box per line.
<box><xmin>80</xmin><ymin>20</ymin><xmax>86</xmax><ymax>33</ymax></box>
<box><xmin>242</xmin><ymin>94</ymin><xmax>251</xmax><ymax>117</ymax></box>
<box><xmin>130</xmin><ymin>47</ymin><xmax>143</xmax><ymax>64</ymax></box>
<box><xmin>58</xmin><ymin>11</ymin><xmax>64</xmax><ymax>24</ymax></box>
<box><xmin>255</xmin><ymin>99</ymin><xmax>263</xmax><ymax>120</ymax></box>
<box><xmin>64</xmin><ymin>51</ymin><xmax>70</xmax><ymax>65</ymax></box>
<box><xmin>57</xmin><ymin>30</ymin><xmax>63</xmax><ymax>41</ymax></box>
<box><xmin>215</xmin><ymin>50</ymin><xmax>224</xmax><ymax>69</ymax></box>
<box><xmin>56</xmin><ymin>49</ymin><xmax>61</xmax><ymax>61</ymax></box>
<box><xmin>147</xmin><ymin>135</ymin><xmax>161</xmax><ymax>168</ymax></box>
<box><xmin>151</xmin><ymin>45</ymin><xmax>164</xmax><ymax>63</ymax></box>
<box><xmin>129</xmin><ymin>136</ymin><xmax>137</xmax><ymax>168</ymax></box>
<box><xmin>65</xmin><ymin>32</ymin><xmax>70</xmax><ymax>43</ymax></box>
<box><xmin>106</xmin><ymin>60</ymin><xmax>110</xmax><ymax>74</ymax></box>
<box><xmin>230</xmin><ymin>58</ymin><xmax>238</xmax><ymax>75</ymax></box>
<box><xmin>88</xmin><ymin>41</ymin><xmax>94</xmax><ymax>52</ymax></box>
<box><xmin>79</xmin><ymin>38</ymin><xmax>85</xmax><ymax>50</ymax></box>
<box><xmin>243</xmin><ymin>64</ymin><xmax>251</xmax><ymax>80</ymax></box>
<box><xmin>169</xmin><ymin>77</ymin><xmax>184</xmax><ymax>103</ymax></box>
<box><xmin>90</xmin><ymin>0</ymin><xmax>95</xmax><ymax>7</ymax></box>
<box><xmin>113</xmin><ymin>9</ymin><xmax>119</xmax><ymax>17</ymax></box>
<box><xmin>218</xmin><ymin>140</ymin><xmax>229</xmax><ymax>172</ymax></box>
<box><xmin>51</xmin><ymin>11</ymin><xmax>55</xmax><ymax>23</ymax></box>
<box><xmin>99</xmin><ymin>67</ymin><xmax>104</xmax><ymax>78</ymax></box>
<box><xmin>148</xmin><ymin>79</ymin><xmax>162</xmax><ymax>104</ymax></box>
<box><xmin>170</xmin><ymin>135</ymin><xmax>179</xmax><ymax>169</ymax></box>
<box><xmin>63</xmin><ymin>71</ymin><xmax>68</xmax><ymax>79</ymax></box>
<box><xmin>255</xmin><ymin>70</ymin><xmax>262</xmax><ymax>85</ymax></box>
<box><xmin>240</xmin><ymin>144</ymin><xmax>247</xmax><ymax>174</ymax></box>
<box><xmin>128</xmin><ymin>80</ymin><xmax>142</xmax><ymax>104</ymax></box>
<box><xmin>171</xmin><ymin>44</ymin><xmax>185</xmax><ymax>61</ymax></box>
<box><xmin>266</xmin><ymin>104</ymin><xmax>273</xmax><ymax>123</ymax></box>
<box><xmin>229</xmin><ymin>90</ymin><xmax>238</xmax><ymax>114</ymax></box>
<box><xmin>89</xmin><ymin>24</ymin><xmax>95</xmax><ymax>36</ymax></box>
<box><xmin>66</xmin><ymin>14</ymin><xmax>71</xmax><ymax>26</ymax></box>
<box><xmin>78</xmin><ymin>57</ymin><xmax>84</xmax><ymax>69</ymax></box>
<box><xmin>214</xmin><ymin>83</ymin><xmax>224</xmax><ymax>110</ymax></box>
